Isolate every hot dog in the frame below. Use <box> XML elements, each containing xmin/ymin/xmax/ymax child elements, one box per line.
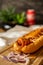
<box><xmin>13</xmin><ymin>28</ymin><xmax>43</xmax><ymax>53</ymax></box>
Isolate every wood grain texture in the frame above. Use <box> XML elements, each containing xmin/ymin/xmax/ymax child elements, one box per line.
<box><xmin>0</xmin><ymin>44</ymin><xmax>43</xmax><ymax>65</ymax></box>
<box><xmin>0</xmin><ymin>25</ymin><xmax>43</xmax><ymax>65</ymax></box>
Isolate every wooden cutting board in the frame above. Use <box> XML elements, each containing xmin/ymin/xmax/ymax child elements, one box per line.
<box><xmin>0</xmin><ymin>25</ymin><xmax>43</xmax><ymax>65</ymax></box>
<box><xmin>0</xmin><ymin>44</ymin><xmax>43</xmax><ymax>65</ymax></box>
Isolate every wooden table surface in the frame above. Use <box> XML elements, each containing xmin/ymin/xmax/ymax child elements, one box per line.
<box><xmin>0</xmin><ymin>28</ymin><xmax>5</xmax><ymax>32</ymax></box>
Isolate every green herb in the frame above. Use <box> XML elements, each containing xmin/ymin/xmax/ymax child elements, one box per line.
<box><xmin>0</xmin><ymin>7</ymin><xmax>26</xmax><ymax>25</ymax></box>
<box><xmin>16</xmin><ymin>12</ymin><xmax>26</xmax><ymax>24</ymax></box>
<box><xmin>0</xmin><ymin>7</ymin><xmax>15</xmax><ymax>22</ymax></box>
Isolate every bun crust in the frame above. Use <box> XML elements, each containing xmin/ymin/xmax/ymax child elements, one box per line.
<box><xmin>13</xmin><ymin>28</ymin><xmax>43</xmax><ymax>53</ymax></box>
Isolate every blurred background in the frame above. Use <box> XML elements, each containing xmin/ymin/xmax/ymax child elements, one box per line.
<box><xmin>0</xmin><ymin>0</ymin><xmax>43</xmax><ymax>32</ymax></box>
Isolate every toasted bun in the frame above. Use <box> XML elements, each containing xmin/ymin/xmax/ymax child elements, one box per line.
<box><xmin>13</xmin><ymin>28</ymin><xmax>43</xmax><ymax>53</ymax></box>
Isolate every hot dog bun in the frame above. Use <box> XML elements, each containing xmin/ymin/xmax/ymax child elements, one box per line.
<box><xmin>13</xmin><ymin>28</ymin><xmax>43</xmax><ymax>53</ymax></box>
